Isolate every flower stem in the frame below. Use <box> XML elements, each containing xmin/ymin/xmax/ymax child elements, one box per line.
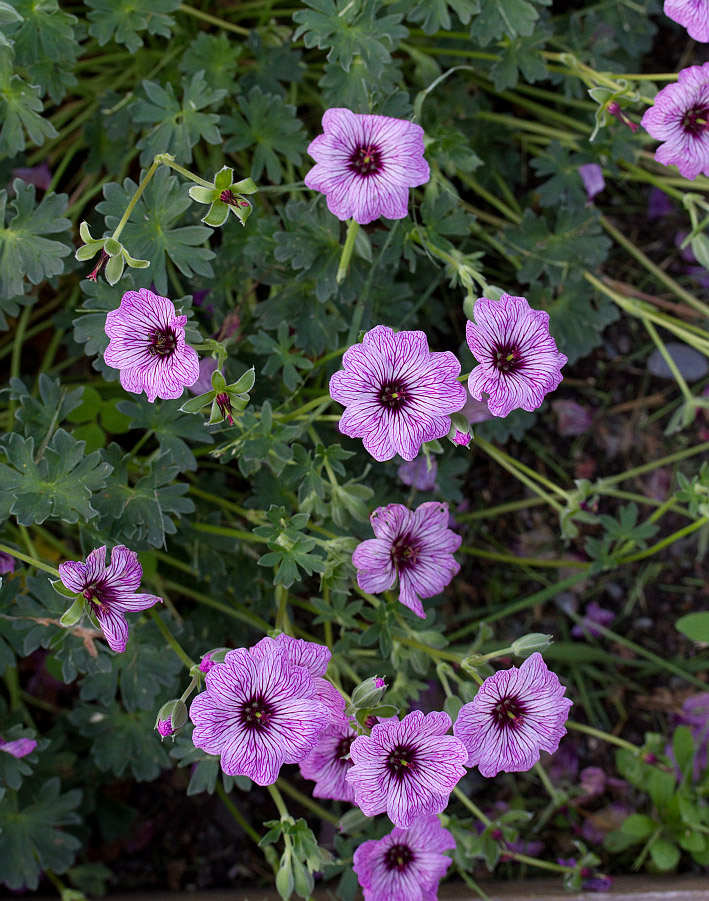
<box><xmin>111</xmin><ymin>157</ymin><xmax>162</xmax><ymax>242</ymax></box>
<box><xmin>566</xmin><ymin>720</ymin><xmax>641</xmax><ymax>754</ymax></box>
<box><xmin>267</xmin><ymin>783</ymin><xmax>291</xmax><ymax>821</ymax></box>
<box><xmin>147</xmin><ymin>608</ymin><xmax>194</xmax><ymax>670</ymax></box>
<box><xmin>473</xmin><ymin>438</ymin><xmax>565</xmax><ymax>512</ymax></box>
<box><xmin>336</xmin><ymin>218</ymin><xmax>360</xmax><ymax>285</ymax></box>
<box><xmin>276</xmin><ymin>778</ymin><xmax>340</xmax><ymax>825</ymax></box>
<box><xmin>159</xmin><ymin>156</ymin><xmax>215</xmax><ymax>189</ymax></box>
<box><xmin>534</xmin><ymin>761</ymin><xmax>562</xmax><ymax>805</ymax></box>
<box><xmin>453</xmin><ymin>786</ymin><xmax>491</xmax><ymax>825</ymax></box>
<box><xmin>215</xmin><ymin>782</ymin><xmax>262</xmax><ymax>844</ymax></box>
<box><xmin>0</xmin><ymin>543</ymin><xmax>60</xmax><ymax>578</ymax></box>
<box><xmin>179</xmin><ymin>3</ymin><xmax>250</xmax><ymax>35</ymax></box>
<box><xmin>618</xmin><ymin>517</ymin><xmax>709</xmax><ymax>565</ymax></box>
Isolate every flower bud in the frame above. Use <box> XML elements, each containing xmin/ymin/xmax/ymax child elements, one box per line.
<box><xmin>155</xmin><ymin>699</ymin><xmax>188</xmax><ymax>739</ymax></box>
<box><xmin>275</xmin><ymin>850</ymin><xmax>295</xmax><ymax>900</ymax></box>
<box><xmin>292</xmin><ymin>857</ymin><xmax>314</xmax><ymax>898</ymax></box>
<box><xmin>447</xmin><ymin>412</ymin><xmax>472</xmax><ymax>447</ymax></box>
<box><xmin>510</xmin><ymin>633</ymin><xmax>553</xmax><ymax>658</ymax></box>
<box><xmin>349</xmin><ymin>675</ymin><xmax>387</xmax><ymax>710</ymax></box>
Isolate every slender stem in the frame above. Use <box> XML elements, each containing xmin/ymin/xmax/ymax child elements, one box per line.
<box><xmin>618</xmin><ymin>517</ymin><xmax>709</xmax><ymax>565</ymax></box>
<box><xmin>160</xmin><ymin>577</ymin><xmax>270</xmax><ymax>631</ymax></box>
<box><xmin>336</xmin><ymin>218</ymin><xmax>360</xmax><ymax>285</ymax></box>
<box><xmin>275</xmin><ymin>584</ymin><xmax>292</xmax><ymax>635</ymax></box>
<box><xmin>535</xmin><ymin>762</ymin><xmax>562</xmax><ymax>804</ymax></box>
<box><xmin>473</xmin><ymin>438</ymin><xmax>565</xmax><ymax>512</ymax></box>
<box><xmin>453</xmin><ymin>786</ymin><xmax>491</xmax><ymax>826</ymax></box>
<box><xmin>160</xmin><ymin>157</ymin><xmax>215</xmax><ymax>189</ymax></box>
<box><xmin>0</xmin><ymin>544</ymin><xmax>60</xmax><ymax>577</ymax></box>
<box><xmin>456</xmin><ymin>497</ymin><xmax>543</xmax><ymax>522</ymax></box>
<box><xmin>267</xmin><ymin>783</ymin><xmax>291</xmax><ymax>820</ymax></box>
<box><xmin>643</xmin><ymin>319</ymin><xmax>695</xmax><ymax>404</ymax></box>
<box><xmin>215</xmin><ymin>782</ymin><xmax>262</xmax><ymax>844</ymax></box>
<box><xmin>179</xmin><ymin>3</ymin><xmax>250</xmax><ymax>34</ymax></box>
<box><xmin>276</xmin><ymin>779</ymin><xmax>340</xmax><ymax>825</ymax></box>
<box><xmin>459</xmin><ymin>547</ymin><xmax>588</xmax><ymax>569</ymax></box>
<box><xmin>278</xmin><ymin>394</ymin><xmax>332</xmax><ymax>422</ymax></box>
<box><xmin>566</xmin><ymin>720</ymin><xmax>641</xmax><ymax>754</ymax></box>
<box><xmin>148</xmin><ymin>608</ymin><xmax>194</xmax><ymax>670</ymax></box>
<box><xmin>192</xmin><ymin>522</ymin><xmax>266</xmax><ymax>543</ymax></box>
<box><xmin>601</xmin><ymin>440</ymin><xmax>709</xmax><ymax>486</ymax></box>
<box><xmin>111</xmin><ymin>157</ymin><xmax>162</xmax><ymax>242</ymax></box>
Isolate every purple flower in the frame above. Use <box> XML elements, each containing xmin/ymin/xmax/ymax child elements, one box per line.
<box><xmin>189</xmin><ymin>637</ymin><xmax>330</xmax><ymax>785</ymax></box>
<box><xmin>353</xmin><ymin>815</ymin><xmax>455</xmax><ymax>901</ymax></box>
<box><xmin>664</xmin><ymin>0</ymin><xmax>709</xmax><ymax>42</ymax></box>
<box><xmin>398</xmin><ymin>456</ymin><xmax>438</xmax><ymax>492</ymax></box>
<box><xmin>571</xmin><ymin>602</ymin><xmax>614</xmax><ymax>639</ymax></box>
<box><xmin>58</xmin><ymin>545</ymin><xmax>162</xmax><ymax>653</ymax></box>
<box><xmin>577</xmin><ymin>163</ymin><xmax>605</xmax><ymax>201</ymax></box>
<box><xmin>454</xmin><ymin>653</ymin><xmax>573</xmax><ymax>778</ymax></box>
<box><xmin>451</xmin><ymin>429</ymin><xmax>471</xmax><ymax>446</ymax></box>
<box><xmin>667</xmin><ymin>692</ymin><xmax>709</xmax><ymax>780</ymax></box>
<box><xmin>346</xmin><ymin>710</ymin><xmax>467</xmax><ymax>828</ymax></box>
<box><xmin>157</xmin><ymin>719</ymin><xmax>174</xmax><ymax>737</ymax></box>
<box><xmin>11</xmin><ymin>163</ymin><xmax>52</xmax><ymax>191</ymax></box>
<box><xmin>647</xmin><ymin>187</ymin><xmax>674</xmax><ymax>220</ymax></box>
<box><xmin>252</xmin><ymin>634</ymin><xmax>346</xmax><ymax>721</ymax></box>
<box><xmin>466</xmin><ymin>294</ymin><xmax>567</xmax><ymax>418</ymax></box>
<box><xmin>189</xmin><ymin>357</ymin><xmax>218</xmax><ymax>395</ymax></box>
<box><xmin>199</xmin><ymin>652</ymin><xmax>216</xmax><ymax>674</ymax></box>
<box><xmin>352</xmin><ymin>502</ymin><xmax>462</xmax><ymax>619</ymax></box>
<box><xmin>552</xmin><ymin>400</ymin><xmax>593</xmax><ymax>437</ymax></box>
<box><xmin>330</xmin><ymin>326</ymin><xmax>466</xmax><ymax>462</ymax></box>
<box><xmin>305</xmin><ymin>108</ymin><xmax>430</xmax><ymax>225</ymax></box>
<box><xmin>299</xmin><ymin>718</ymin><xmax>358</xmax><ymax>802</ymax></box>
<box><xmin>461</xmin><ymin>394</ymin><xmax>494</xmax><ymax>425</ymax></box>
<box><xmin>0</xmin><ymin>737</ymin><xmax>37</xmax><ymax>759</ymax></box>
<box><xmin>375</xmin><ymin>677</ymin><xmax>387</xmax><ymax>689</ymax></box>
<box><xmin>0</xmin><ymin>551</ymin><xmax>15</xmax><ymax>575</ymax></box>
<box><xmin>104</xmin><ymin>288</ymin><xmax>200</xmax><ymax>402</ymax></box>
<box><xmin>641</xmin><ymin>63</ymin><xmax>709</xmax><ymax>180</ymax></box>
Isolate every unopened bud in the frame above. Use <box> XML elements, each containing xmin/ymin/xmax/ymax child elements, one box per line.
<box><xmin>448</xmin><ymin>412</ymin><xmax>472</xmax><ymax>447</ymax></box>
<box><xmin>292</xmin><ymin>857</ymin><xmax>314</xmax><ymax>898</ymax></box>
<box><xmin>155</xmin><ymin>699</ymin><xmax>188</xmax><ymax>739</ymax></box>
<box><xmin>510</xmin><ymin>633</ymin><xmax>553</xmax><ymax>658</ymax></box>
<box><xmin>350</xmin><ymin>675</ymin><xmax>387</xmax><ymax>710</ymax></box>
<box><xmin>276</xmin><ymin>851</ymin><xmax>295</xmax><ymax>900</ymax></box>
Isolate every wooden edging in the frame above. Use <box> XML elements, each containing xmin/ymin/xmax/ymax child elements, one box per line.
<box><xmin>47</xmin><ymin>875</ymin><xmax>706</xmax><ymax>900</ymax></box>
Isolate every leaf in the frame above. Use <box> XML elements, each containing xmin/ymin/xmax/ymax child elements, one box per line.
<box><xmin>649</xmin><ymin>838</ymin><xmax>680</xmax><ymax>872</ymax></box>
<box><xmin>470</xmin><ymin>0</ymin><xmax>551</xmax><ymax>46</ymax></box>
<box><xmin>672</xmin><ymin>725</ymin><xmax>695</xmax><ymax>776</ymax></box>
<box><xmin>0</xmin><ymin>180</ymin><xmax>70</xmax><ymax>299</ymax></box>
<box><xmin>0</xmin><ymin>429</ymin><xmax>112</xmax><ymax>526</ymax></box>
<box><xmin>222</xmin><ymin>87</ymin><xmax>308</xmax><ymax>184</ymax></box>
<box><xmin>620</xmin><ymin>814</ymin><xmax>657</xmax><ymax>840</ymax></box>
<box><xmin>490</xmin><ymin>30</ymin><xmax>549</xmax><ymax>91</ymax></box>
<box><xmin>675</xmin><ymin>612</ymin><xmax>709</xmax><ymax>643</ymax></box>
<box><xmin>0</xmin><ymin>288</ymin><xmax>33</xmax><ymax>332</ymax></box>
<box><xmin>132</xmin><ymin>72</ymin><xmax>226</xmax><ymax>166</ymax></box>
<box><xmin>85</xmin><ymin>0</ymin><xmax>182</xmax><ymax>54</ymax></box>
<box><xmin>0</xmin><ymin>778</ymin><xmax>82</xmax><ymax>890</ymax></box>
<box><xmin>7</xmin><ymin>0</ymin><xmax>80</xmax><ymax>103</ymax></box>
<box><xmin>9</xmin><ymin>375</ymin><xmax>84</xmax><ymax>442</ymax></box>
<box><xmin>97</xmin><ymin>166</ymin><xmax>215</xmax><ymax>295</ymax></box>
<box><xmin>116</xmin><ymin>396</ymin><xmax>213</xmax><ymax>472</ymax></box>
<box><xmin>178</xmin><ymin>32</ymin><xmax>242</xmax><ymax>93</ymax></box>
<box><xmin>0</xmin><ymin>60</ymin><xmax>57</xmax><ymax>157</ymax></box>
<box><xmin>69</xmin><ymin>704</ymin><xmax>170</xmax><ymax>782</ymax></box>
<box><xmin>401</xmin><ymin>0</ymin><xmax>477</xmax><ymax>34</ymax></box>
<box><xmin>293</xmin><ymin>0</ymin><xmax>408</xmax><ymax>79</ymax></box>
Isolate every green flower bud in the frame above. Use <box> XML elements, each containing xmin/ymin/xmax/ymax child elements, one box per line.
<box><xmin>275</xmin><ymin>851</ymin><xmax>295</xmax><ymax>900</ymax></box>
<box><xmin>349</xmin><ymin>675</ymin><xmax>387</xmax><ymax>710</ymax></box>
<box><xmin>510</xmin><ymin>633</ymin><xmax>553</xmax><ymax>658</ymax></box>
<box><xmin>155</xmin><ymin>699</ymin><xmax>188</xmax><ymax>739</ymax></box>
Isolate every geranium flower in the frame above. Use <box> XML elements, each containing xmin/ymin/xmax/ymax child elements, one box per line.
<box><xmin>0</xmin><ymin>737</ymin><xmax>37</xmax><ymax>759</ymax></box>
<box><xmin>346</xmin><ymin>710</ymin><xmax>467</xmax><ymax>828</ymax></box>
<box><xmin>305</xmin><ymin>108</ymin><xmax>429</xmax><ymax>224</ymax></box>
<box><xmin>330</xmin><ymin>326</ymin><xmax>466</xmax><ymax>462</ymax></box>
<box><xmin>58</xmin><ymin>545</ymin><xmax>162</xmax><ymax>653</ymax></box>
<box><xmin>299</xmin><ymin>718</ymin><xmax>359</xmax><ymax>802</ymax></box>
<box><xmin>353</xmin><ymin>816</ymin><xmax>455</xmax><ymax>901</ymax></box>
<box><xmin>189</xmin><ymin>637</ymin><xmax>330</xmax><ymax>785</ymax></box>
<box><xmin>642</xmin><ymin>63</ymin><xmax>709</xmax><ymax>180</ymax></box>
<box><xmin>398</xmin><ymin>456</ymin><xmax>438</xmax><ymax>492</ymax></box>
<box><xmin>352</xmin><ymin>502</ymin><xmax>461</xmax><ymax>619</ymax></box>
<box><xmin>466</xmin><ymin>294</ymin><xmax>567</xmax><ymax>418</ymax></box>
<box><xmin>454</xmin><ymin>653</ymin><xmax>573</xmax><ymax>778</ymax></box>
<box><xmin>251</xmin><ymin>634</ymin><xmax>345</xmax><ymax>721</ymax></box>
<box><xmin>664</xmin><ymin>0</ymin><xmax>709</xmax><ymax>42</ymax></box>
<box><xmin>104</xmin><ymin>288</ymin><xmax>200</xmax><ymax>402</ymax></box>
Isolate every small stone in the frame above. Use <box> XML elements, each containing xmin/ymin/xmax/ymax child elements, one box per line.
<box><xmin>647</xmin><ymin>342</ymin><xmax>708</xmax><ymax>382</ymax></box>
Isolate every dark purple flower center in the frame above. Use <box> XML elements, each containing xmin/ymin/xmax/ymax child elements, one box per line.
<box><xmin>390</xmin><ymin>534</ymin><xmax>420</xmax><ymax>572</ymax></box>
<box><xmin>493</xmin><ymin>343</ymin><xmax>523</xmax><ymax>374</ymax></box>
<box><xmin>216</xmin><ymin>392</ymin><xmax>234</xmax><ymax>425</ymax></box>
<box><xmin>384</xmin><ymin>842</ymin><xmax>415</xmax><ymax>872</ymax></box>
<box><xmin>334</xmin><ymin>735</ymin><xmax>354</xmax><ymax>766</ymax></box>
<box><xmin>87</xmin><ymin>249</ymin><xmax>109</xmax><ymax>282</ymax></box>
<box><xmin>220</xmin><ymin>189</ymin><xmax>250</xmax><ymax>208</ymax></box>
<box><xmin>682</xmin><ymin>104</ymin><xmax>709</xmax><ymax>137</ymax></box>
<box><xmin>378</xmin><ymin>382</ymin><xmax>409</xmax><ymax>410</ymax></box>
<box><xmin>148</xmin><ymin>328</ymin><xmax>177</xmax><ymax>357</ymax></box>
<box><xmin>240</xmin><ymin>695</ymin><xmax>273</xmax><ymax>731</ymax></box>
<box><xmin>349</xmin><ymin>144</ymin><xmax>383</xmax><ymax>177</ymax></box>
<box><xmin>82</xmin><ymin>584</ymin><xmax>107</xmax><ymax>611</ymax></box>
<box><xmin>492</xmin><ymin>694</ymin><xmax>526</xmax><ymax>730</ymax></box>
<box><xmin>386</xmin><ymin>743</ymin><xmax>417</xmax><ymax>779</ymax></box>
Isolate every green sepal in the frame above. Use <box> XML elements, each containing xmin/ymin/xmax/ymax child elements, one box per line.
<box><xmin>214</xmin><ymin>166</ymin><xmax>234</xmax><ymax>191</ymax></box>
<box><xmin>188</xmin><ymin>185</ymin><xmax>217</xmax><ymax>204</ymax></box>
<box><xmin>225</xmin><ymin>394</ymin><xmax>249</xmax><ymax>412</ymax></box>
<box><xmin>231</xmin><ymin>199</ymin><xmax>252</xmax><ymax>226</ymax></box>
<box><xmin>74</xmin><ymin>242</ymin><xmax>103</xmax><ymax>262</ymax></box>
<box><xmin>180</xmin><ymin>391</ymin><xmax>215</xmax><ymax>414</ymax></box>
<box><xmin>210</xmin><ymin>368</ymin><xmax>227</xmax><ymax>392</ymax></box>
<box><xmin>202</xmin><ymin>200</ymin><xmax>230</xmax><ymax>228</ymax></box>
<box><xmin>122</xmin><ymin>248</ymin><xmax>150</xmax><ymax>269</ymax></box>
<box><xmin>227</xmin><ymin>367</ymin><xmax>255</xmax><ymax>395</ymax></box>
<box><xmin>59</xmin><ymin>596</ymin><xmax>85</xmax><ymax>628</ymax></box>
<box><xmin>103</xmin><ymin>237</ymin><xmax>123</xmax><ymax>257</ymax></box>
<box><xmin>79</xmin><ymin>221</ymin><xmax>95</xmax><ymax>244</ymax></box>
<box><xmin>51</xmin><ymin>579</ymin><xmax>79</xmax><ymax>599</ymax></box>
<box><xmin>231</xmin><ymin>177</ymin><xmax>258</xmax><ymax>194</ymax></box>
<box><xmin>208</xmin><ymin>399</ymin><xmax>226</xmax><ymax>425</ymax></box>
<box><xmin>105</xmin><ymin>252</ymin><xmax>125</xmax><ymax>285</ymax></box>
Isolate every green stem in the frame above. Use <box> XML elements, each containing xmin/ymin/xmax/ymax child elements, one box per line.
<box><xmin>566</xmin><ymin>720</ymin><xmax>641</xmax><ymax>754</ymax></box>
<box><xmin>160</xmin><ymin>157</ymin><xmax>215</xmax><ymax>188</ymax></box>
<box><xmin>267</xmin><ymin>783</ymin><xmax>291</xmax><ymax>820</ymax></box>
<box><xmin>160</xmin><ymin>577</ymin><xmax>270</xmax><ymax>631</ymax></box>
<box><xmin>111</xmin><ymin>157</ymin><xmax>162</xmax><ymax>242</ymax></box>
<box><xmin>336</xmin><ymin>218</ymin><xmax>360</xmax><ymax>285</ymax></box>
<box><xmin>643</xmin><ymin>319</ymin><xmax>695</xmax><ymax>404</ymax></box>
<box><xmin>179</xmin><ymin>3</ymin><xmax>250</xmax><ymax>34</ymax></box>
<box><xmin>617</xmin><ymin>517</ymin><xmax>709</xmax><ymax>565</ymax></box>
<box><xmin>601</xmin><ymin>440</ymin><xmax>709</xmax><ymax>486</ymax></box>
<box><xmin>275</xmin><ymin>584</ymin><xmax>292</xmax><ymax>635</ymax></box>
<box><xmin>534</xmin><ymin>761</ymin><xmax>562</xmax><ymax>804</ymax></box>
<box><xmin>459</xmin><ymin>547</ymin><xmax>588</xmax><ymax>569</ymax></box>
<box><xmin>276</xmin><ymin>779</ymin><xmax>340</xmax><ymax>826</ymax></box>
<box><xmin>278</xmin><ymin>394</ymin><xmax>332</xmax><ymax>422</ymax></box>
<box><xmin>473</xmin><ymin>438</ymin><xmax>565</xmax><ymax>512</ymax></box>
<box><xmin>0</xmin><ymin>543</ymin><xmax>60</xmax><ymax>577</ymax></box>
<box><xmin>453</xmin><ymin>786</ymin><xmax>491</xmax><ymax>826</ymax></box>
<box><xmin>456</xmin><ymin>497</ymin><xmax>543</xmax><ymax>522</ymax></box>
<box><xmin>215</xmin><ymin>782</ymin><xmax>262</xmax><ymax>844</ymax></box>
<box><xmin>148</xmin><ymin>608</ymin><xmax>194</xmax><ymax>670</ymax></box>
<box><xmin>192</xmin><ymin>522</ymin><xmax>267</xmax><ymax>543</ymax></box>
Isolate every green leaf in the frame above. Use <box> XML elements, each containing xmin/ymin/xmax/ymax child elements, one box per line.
<box><xmin>490</xmin><ymin>30</ymin><xmax>549</xmax><ymax>91</ymax></box>
<box><xmin>673</xmin><ymin>726</ymin><xmax>695</xmax><ymax>776</ymax></box>
<box><xmin>400</xmin><ymin>0</ymin><xmax>477</xmax><ymax>34</ymax></box>
<box><xmin>7</xmin><ymin>0</ymin><xmax>80</xmax><ymax>104</ymax></box>
<box><xmin>471</xmin><ymin>0</ymin><xmax>551</xmax><ymax>46</ymax></box>
<box><xmin>9</xmin><ymin>374</ymin><xmax>84</xmax><ymax>441</ymax></box>
<box><xmin>0</xmin><ymin>778</ymin><xmax>82</xmax><ymax>890</ymax></box>
<box><xmin>293</xmin><ymin>0</ymin><xmax>408</xmax><ymax>78</ymax></box>
<box><xmin>132</xmin><ymin>72</ymin><xmax>226</xmax><ymax>165</ymax></box>
<box><xmin>222</xmin><ymin>86</ymin><xmax>307</xmax><ymax>184</ymax></box>
<box><xmin>85</xmin><ymin>0</ymin><xmax>182</xmax><ymax>54</ymax></box>
<box><xmin>0</xmin><ymin>180</ymin><xmax>70</xmax><ymax>299</ymax></box>
<box><xmin>116</xmin><ymin>396</ymin><xmax>213</xmax><ymax>472</ymax></box>
<box><xmin>0</xmin><ymin>429</ymin><xmax>112</xmax><ymax>526</ymax></box>
<box><xmin>676</xmin><ymin>612</ymin><xmax>709</xmax><ymax>643</ymax></box>
<box><xmin>620</xmin><ymin>813</ymin><xmax>657</xmax><ymax>840</ymax></box>
<box><xmin>97</xmin><ymin>166</ymin><xmax>215</xmax><ymax>295</ymax></box>
<box><xmin>0</xmin><ymin>3</ymin><xmax>23</xmax><ymax>25</ymax></box>
<box><xmin>178</xmin><ymin>31</ymin><xmax>242</xmax><ymax>93</ymax></box>
<box><xmin>0</xmin><ymin>60</ymin><xmax>57</xmax><ymax>157</ymax></box>
<box><xmin>649</xmin><ymin>838</ymin><xmax>680</xmax><ymax>872</ymax></box>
